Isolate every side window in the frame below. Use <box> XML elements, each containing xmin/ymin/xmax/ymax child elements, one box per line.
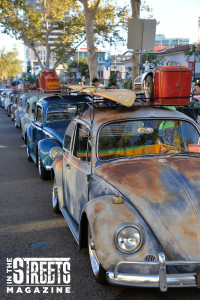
<box><xmin>35</xmin><ymin>107</ymin><xmax>43</xmax><ymax>124</ymax></box>
<box><xmin>73</xmin><ymin>123</ymin><xmax>91</xmax><ymax>162</ymax></box>
<box><xmin>63</xmin><ymin>123</ymin><xmax>76</xmax><ymax>151</ymax></box>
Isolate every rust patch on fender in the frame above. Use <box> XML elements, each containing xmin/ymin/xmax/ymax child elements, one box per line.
<box><xmin>93</xmin><ymin>202</ymin><xmax>106</xmax><ymax>215</ymax></box>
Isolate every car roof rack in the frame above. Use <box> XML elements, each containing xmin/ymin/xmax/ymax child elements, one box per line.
<box><xmin>66</xmin><ymin>84</ymin><xmax>200</xmax><ymax>123</ymax></box>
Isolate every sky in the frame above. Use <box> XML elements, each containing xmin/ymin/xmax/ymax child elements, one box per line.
<box><xmin>0</xmin><ymin>0</ymin><xmax>199</xmax><ymax>63</ymax></box>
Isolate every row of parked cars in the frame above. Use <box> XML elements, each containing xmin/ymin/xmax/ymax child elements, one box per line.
<box><xmin>1</xmin><ymin>82</ymin><xmax>200</xmax><ymax>292</ymax></box>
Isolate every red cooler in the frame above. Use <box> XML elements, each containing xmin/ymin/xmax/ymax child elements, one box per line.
<box><xmin>36</xmin><ymin>70</ymin><xmax>61</xmax><ymax>93</ymax></box>
<box><xmin>154</xmin><ymin>66</ymin><xmax>192</xmax><ymax>105</ymax></box>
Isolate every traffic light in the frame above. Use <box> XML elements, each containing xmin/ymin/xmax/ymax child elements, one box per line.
<box><xmin>27</xmin><ymin>66</ymin><xmax>31</xmax><ymax>73</ymax></box>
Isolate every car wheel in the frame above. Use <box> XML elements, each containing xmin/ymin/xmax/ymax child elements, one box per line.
<box><xmin>38</xmin><ymin>149</ymin><xmax>50</xmax><ymax>180</ymax></box>
<box><xmin>88</xmin><ymin>225</ymin><xmax>106</xmax><ymax>284</ymax></box>
<box><xmin>144</xmin><ymin>74</ymin><xmax>154</xmax><ymax>99</ymax></box>
<box><xmin>27</xmin><ymin>144</ymin><xmax>32</xmax><ymax>162</ymax></box>
<box><xmin>52</xmin><ymin>178</ymin><xmax>60</xmax><ymax>214</ymax></box>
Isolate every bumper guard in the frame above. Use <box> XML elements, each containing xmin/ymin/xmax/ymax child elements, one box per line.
<box><xmin>106</xmin><ymin>253</ymin><xmax>200</xmax><ymax>291</ymax></box>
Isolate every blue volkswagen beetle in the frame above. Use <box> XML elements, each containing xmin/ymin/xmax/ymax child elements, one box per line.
<box><xmin>26</xmin><ymin>93</ymin><xmax>89</xmax><ymax>179</ymax></box>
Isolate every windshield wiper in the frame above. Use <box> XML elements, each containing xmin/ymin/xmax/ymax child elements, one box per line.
<box><xmin>160</xmin><ymin>143</ymin><xmax>200</xmax><ymax>157</ymax></box>
<box><xmin>161</xmin><ymin>143</ymin><xmax>187</xmax><ymax>154</ymax></box>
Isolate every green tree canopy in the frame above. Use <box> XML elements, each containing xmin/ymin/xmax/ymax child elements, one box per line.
<box><xmin>77</xmin><ymin>0</ymin><xmax>130</xmax><ymax>81</ymax></box>
<box><xmin>0</xmin><ymin>0</ymin><xmax>83</xmax><ymax>70</ymax></box>
<box><xmin>0</xmin><ymin>47</ymin><xmax>23</xmax><ymax>81</ymax></box>
<box><xmin>67</xmin><ymin>57</ymin><xmax>89</xmax><ymax>82</ymax></box>
<box><xmin>0</xmin><ymin>0</ymin><xmax>130</xmax><ymax>79</ymax></box>
<box><xmin>185</xmin><ymin>43</ymin><xmax>200</xmax><ymax>62</ymax></box>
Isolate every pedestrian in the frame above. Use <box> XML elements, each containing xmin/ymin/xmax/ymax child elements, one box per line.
<box><xmin>109</xmin><ymin>82</ymin><xmax>116</xmax><ymax>89</ymax></box>
<box><xmin>194</xmin><ymin>82</ymin><xmax>200</xmax><ymax>94</ymax></box>
<box><xmin>92</xmin><ymin>78</ymin><xmax>103</xmax><ymax>87</ymax></box>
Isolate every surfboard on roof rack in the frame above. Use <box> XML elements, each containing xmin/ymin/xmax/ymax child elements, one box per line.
<box><xmin>65</xmin><ymin>84</ymin><xmax>136</xmax><ymax>107</ymax></box>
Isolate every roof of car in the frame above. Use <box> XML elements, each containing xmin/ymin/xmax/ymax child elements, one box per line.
<box><xmin>78</xmin><ymin>105</ymin><xmax>196</xmax><ymax>127</ymax></box>
<box><xmin>37</xmin><ymin>93</ymin><xmax>90</xmax><ymax>107</ymax></box>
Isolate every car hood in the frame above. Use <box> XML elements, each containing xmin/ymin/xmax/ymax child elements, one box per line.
<box><xmin>95</xmin><ymin>157</ymin><xmax>200</xmax><ymax>260</ymax></box>
<box><xmin>44</xmin><ymin>122</ymin><xmax>69</xmax><ymax>144</ymax></box>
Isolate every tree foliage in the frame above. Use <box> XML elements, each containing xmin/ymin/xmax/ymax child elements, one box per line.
<box><xmin>0</xmin><ymin>47</ymin><xmax>23</xmax><ymax>81</ymax></box>
<box><xmin>67</xmin><ymin>57</ymin><xmax>89</xmax><ymax>79</ymax></box>
<box><xmin>185</xmin><ymin>43</ymin><xmax>200</xmax><ymax>62</ymax></box>
<box><xmin>78</xmin><ymin>0</ymin><xmax>130</xmax><ymax>81</ymax></box>
<box><xmin>108</xmin><ymin>72</ymin><xmax>117</xmax><ymax>87</ymax></box>
<box><xmin>0</xmin><ymin>0</ymin><xmax>83</xmax><ymax>70</ymax></box>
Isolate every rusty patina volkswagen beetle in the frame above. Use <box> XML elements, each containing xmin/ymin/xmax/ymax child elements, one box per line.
<box><xmin>52</xmin><ymin>89</ymin><xmax>200</xmax><ymax>292</ymax></box>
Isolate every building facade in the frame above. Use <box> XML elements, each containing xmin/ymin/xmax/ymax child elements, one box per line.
<box><xmin>155</xmin><ymin>34</ymin><xmax>189</xmax><ymax>48</ymax></box>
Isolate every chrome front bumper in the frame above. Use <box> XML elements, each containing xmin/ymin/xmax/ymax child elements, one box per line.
<box><xmin>106</xmin><ymin>253</ymin><xmax>200</xmax><ymax>292</ymax></box>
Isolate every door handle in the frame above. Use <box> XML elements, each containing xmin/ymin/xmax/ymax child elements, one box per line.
<box><xmin>65</xmin><ymin>163</ymin><xmax>71</xmax><ymax>169</ymax></box>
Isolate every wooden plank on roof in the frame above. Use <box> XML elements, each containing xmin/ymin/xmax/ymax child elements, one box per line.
<box><xmin>66</xmin><ymin>84</ymin><xmax>136</xmax><ymax>107</ymax></box>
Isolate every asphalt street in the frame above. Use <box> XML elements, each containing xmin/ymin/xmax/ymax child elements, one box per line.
<box><xmin>0</xmin><ymin>106</ymin><xmax>200</xmax><ymax>300</ymax></box>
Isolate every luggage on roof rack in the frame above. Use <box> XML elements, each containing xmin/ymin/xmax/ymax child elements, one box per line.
<box><xmin>36</xmin><ymin>70</ymin><xmax>61</xmax><ymax>93</ymax></box>
<box><xmin>154</xmin><ymin>66</ymin><xmax>192</xmax><ymax>105</ymax></box>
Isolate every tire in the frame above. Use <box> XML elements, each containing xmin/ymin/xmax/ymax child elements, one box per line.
<box><xmin>38</xmin><ymin>149</ymin><xmax>50</xmax><ymax>180</ymax></box>
<box><xmin>144</xmin><ymin>74</ymin><xmax>154</xmax><ymax>99</ymax></box>
<box><xmin>52</xmin><ymin>178</ymin><xmax>60</xmax><ymax>214</ymax></box>
<box><xmin>88</xmin><ymin>225</ymin><xmax>106</xmax><ymax>284</ymax></box>
<box><xmin>27</xmin><ymin>144</ymin><xmax>32</xmax><ymax>162</ymax></box>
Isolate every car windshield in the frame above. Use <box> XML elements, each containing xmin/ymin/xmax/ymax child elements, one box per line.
<box><xmin>98</xmin><ymin>119</ymin><xmax>200</xmax><ymax>160</ymax></box>
<box><xmin>46</xmin><ymin>104</ymin><xmax>77</xmax><ymax>123</ymax></box>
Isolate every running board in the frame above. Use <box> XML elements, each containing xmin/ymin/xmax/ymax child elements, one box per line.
<box><xmin>61</xmin><ymin>207</ymin><xmax>79</xmax><ymax>244</ymax></box>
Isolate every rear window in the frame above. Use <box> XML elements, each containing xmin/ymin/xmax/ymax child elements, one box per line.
<box><xmin>46</xmin><ymin>104</ymin><xmax>77</xmax><ymax>123</ymax></box>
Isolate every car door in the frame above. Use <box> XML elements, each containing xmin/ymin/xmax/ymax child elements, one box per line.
<box><xmin>63</xmin><ymin>121</ymin><xmax>91</xmax><ymax>223</ymax></box>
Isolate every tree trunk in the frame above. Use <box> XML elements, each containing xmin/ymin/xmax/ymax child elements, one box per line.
<box><xmin>79</xmin><ymin>0</ymin><xmax>101</xmax><ymax>83</ymax></box>
<box><xmin>130</xmin><ymin>0</ymin><xmax>140</xmax><ymax>87</ymax></box>
<box><xmin>84</xmin><ymin>11</ymin><xmax>98</xmax><ymax>82</ymax></box>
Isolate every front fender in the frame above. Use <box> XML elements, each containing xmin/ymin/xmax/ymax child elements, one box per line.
<box><xmin>38</xmin><ymin>138</ymin><xmax>62</xmax><ymax>170</ymax></box>
<box><xmin>81</xmin><ymin>196</ymin><xmax>161</xmax><ymax>272</ymax></box>
<box><xmin>52</xmin><ymin>155</ymin><xmax>63</xmax><ymax>207</ymax></box>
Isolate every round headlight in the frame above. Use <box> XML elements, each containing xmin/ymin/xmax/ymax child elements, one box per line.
<box><xmin>50</xmin><ymin>147</ymin><xmax>63</xmax><ymax>160</ymax></box>
<box><xmin>116</xmin><ymin>225</ymin><xmax>142</xmax><ymax>253</ymax></box>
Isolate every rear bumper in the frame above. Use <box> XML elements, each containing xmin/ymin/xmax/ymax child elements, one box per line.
<box><xmin>106</xmin><ymin>253</ymin><xmax>200</xmax><ymax>291</ymax></box>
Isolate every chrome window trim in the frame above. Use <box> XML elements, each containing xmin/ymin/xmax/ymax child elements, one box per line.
<box><xmin>63</xmin><ymin>122</ymin><xmax>76</xmax><ymax>153</ymax></box>
<box><xmin>71</xmin><ymin>120</ymin><xmax>92</xmax><ymax>165</ymax></box>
